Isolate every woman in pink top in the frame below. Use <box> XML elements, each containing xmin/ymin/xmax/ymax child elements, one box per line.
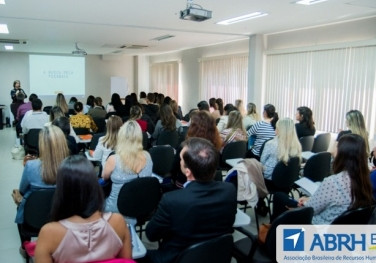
<box><xmin>35</xmin><ymin>155</ymin><xmax>132</xmax><ymax>263</ymax></box>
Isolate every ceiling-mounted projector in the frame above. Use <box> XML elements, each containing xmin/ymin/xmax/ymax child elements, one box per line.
<box><xmin>72</xmin><ymin>42</ymin><xmax>87</xmax><ymax>56</ymax></box>
<box><xmin>180</xmin><ymin>0</ymin><xmax>212</xmax><ymax>22</ymax></box>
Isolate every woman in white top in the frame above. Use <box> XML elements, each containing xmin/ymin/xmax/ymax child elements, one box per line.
<box><xmin>93</xmin><ymin>115</ymin><xmax>123</xmax><ymax>167</ymax></box>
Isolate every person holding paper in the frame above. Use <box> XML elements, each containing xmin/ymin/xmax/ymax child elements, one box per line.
<box><xmin>272</xmin><ymin>134</ymin><xmax>374</xmax><ymax>224</ymax></box>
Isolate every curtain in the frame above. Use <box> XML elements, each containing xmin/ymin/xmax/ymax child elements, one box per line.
<box><xmin>150</xmin><ymin>61</ymin><xmax>179</xmax><ymax>101</ymax></box>
<box><xmin>264</xmin><ymin>46</ymin><xmax>376</xmax><ymax>138</ymax></box>
<box><xmin>199</xmin><ymin>55</ymin><xmax>248</xmax><ymax>105</ymax></box>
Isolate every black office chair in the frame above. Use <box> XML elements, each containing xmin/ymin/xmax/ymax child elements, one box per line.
<box><xmin>73</xmin><ymin>127</ymin><xmax>91</xmax><ymax>135</ymax></box>
<box><xmin>177</xmin><ymin>126</ymin><xmax>189</xmax><ymax>146</ymax></box>
<box><xmin>93</xmin><ymin>117</ymin><xmax>106</xmax><ymax>133</ymax></box>
<box><xmin>331</xmin><ymin>205</ymin><xmax>376</xmax><ymax>224</ymax></box>
<box><xmin>303</xmin><ymin>151</ymin><xmax>331</xmax><ymax>182</ymax></box>
<box><xmin>311</xmin><ymin>133</ymin><xmax>331</xmax><ymax>153</ymax></box>
<box><xmin>299</xmin><ymin>136</ymin><xmax>314</xmax><ymax>152</ymax></box>
<box><xmin>89</xmin><ymin>132</ymin><xmax>105</xmax><ymax>151</ymax></box>
<box><xmin>42</xmin><ymin>106</ymin><xmax>52</xmax><ymax>115</ymax></box>
<box><xmin>174</xmin><ymin>233</ymin><xmax>233</xmax><ymax>263</ymax></box>
<box><xmin>220</xmin><ymin>141</ymin><xmax>247</xmax><ymax>170</ymax></box>
<box><xmin>149</xmin><ymin>145</ymin><xmax>175</xmax><ymax>179</ymax></box>
<box><xmin>24</xmin><ymin>128</ymin><xmax>42</xmax><ymax>155</ymax></box>
<box><xmin>156</xmin><ymin>129</ymin><xmax>179</xmax><ymax>148</ymax></box>
<box><xmin>20</xmin><ymin>189</ymin><xmax>55</xmax><ymax>263</ymax></box>
<box><xmin>142</xmin><ymin>132</ymin><xmax>150</xmax><ymax>150</ymax></box>
<box><xmin>265</xmin><ymin>157</ymin><xmax>300</xmax><ymax>216</ymax></box>
<box><xmin>117</xmin><ymin>177</ymin><xmax>162</xmax><ymax>238</ymax></box>
<box><xmin>232</xmin><ymin>207</ymin><xmax>313</xmax><ymax>263</ymax></box>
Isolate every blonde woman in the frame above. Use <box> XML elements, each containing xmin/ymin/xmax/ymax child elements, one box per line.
<box><xmin>93</xmin><ymin>115</ymin><xmax>123</xmax><ymax>167</ymax></box>
<box><xmin>260</xmin><ymin>118</ymin><xmax>302</xmax><ymax>181</ymax></box>
<box><xmin>235</xmin><ymin>99</ymin><xmax>246</xmax><ymax>116</ymax></box>
<box><xmin>220</xmin><ymin>110</ymin><xmax>247</xmax><ymax>152</ymax></box>
<box><xmin>102</xmin><ymin>120</ymin><xmax>153</xmax><ymax>223</ymax></box>
<box><xmin>243</xmin><ymin>102</ymin><xmax>260</xmax><ymax>130</ymax></box>
<box><xmin>16</xmin><ymin>126</ymin><xmax>69</xmax><ymax>254</ymax></box>
<box><xmin>331</xmin><ymin>110</ymin><xmax>369</xmax><ymax>157</ymax></box>
<box><xmin>55</xmin><ymin>93</ymin><xmax>69</xmax><ymax>116</ymax></box>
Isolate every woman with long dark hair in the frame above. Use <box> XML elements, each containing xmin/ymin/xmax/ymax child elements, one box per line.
<box><xmin>35</xmin><ymin>155</ymin><xmax>132</xmax><ymax>262</ymax></box>
<box><xmin>273</xmin><ymin>134</ymin><xmax>374</xmax><ymax>224</ymax></box>
<box><xmin>295</xmin><ymin>106</ymin><xmax>315</xmax><ymax>138</ymax></box>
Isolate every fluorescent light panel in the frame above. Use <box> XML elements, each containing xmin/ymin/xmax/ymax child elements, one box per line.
<box><xmin>0</xmin><ymin>0</ymin><xmax>5</xmax><ymax>5</ymax></box>
<box><xmin>0</xmin><ymin>24</ymin><xmax>9</xmax><ymax>34</ymax></box>
<box><xmin>5</xmin><ymin>45</ymin><xmax>13</xmax><ymax>50</ymax></box>
<box><xmin>217</xmin><ymin>12</ymin><xmax>268</xmax><ymax>25</ymax></box>
<box><xmin>296</xmin><ymin>0</ymin><xmax>328</xmax><ymax>5</ymax></box>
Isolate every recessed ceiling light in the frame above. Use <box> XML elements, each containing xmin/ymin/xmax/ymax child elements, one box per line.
<box><xmin>0</xmin><ymin>24</ymin><xmax>9</xmax><ymax>34</ymax></box>
<box><xmin>296</xmin><ymin>0</ymin><xmax>328</xmax><ymax>5</ymax></box>
<box><xmin>217</xmin><ymin>12</ymin><xmax>268</xmax><ymax>25</ymax></box>
<box><xmin>5</xmin><ymin>45</ymin><xmax>13</xmax><ymax>50</ymax></box>
<box><xmin>0</xmin><ymin>0</ymin><xmax>5</xmax><ymax>5</ymax></box>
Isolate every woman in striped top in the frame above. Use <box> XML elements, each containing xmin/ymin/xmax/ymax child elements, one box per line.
<box><xmin>246</xmin><ymin>104</ymin><xmax>279</xmax><ymax>161</ymax></box>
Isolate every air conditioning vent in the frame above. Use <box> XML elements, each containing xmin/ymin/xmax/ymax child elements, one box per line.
<box><xmin>0</xmin><ymin>39</ymin><xmax>27</xmax><ymax>44</ymax></box>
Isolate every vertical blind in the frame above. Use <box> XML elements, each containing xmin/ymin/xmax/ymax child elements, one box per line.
<box><xmin>264</xmin><ymin>46</ymin><xmax>376</xmax><ymax>138</ymax></box>
<box><xmin>150</xmin><ymin>61</ymin><xmax>179</xmax><ymax>101</ymax></box>
<box><xmin>199</xmin><ymin>55</ymin><xmax>248</xmax><ymax>105</ymax></box>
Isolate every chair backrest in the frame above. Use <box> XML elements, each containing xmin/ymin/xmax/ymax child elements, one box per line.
<box><xmin>177</xmin><ymin>126</ymin><xmax>189</xmax><ymax>146</ymax></box>
<box><xmin>117</xmin><ymin>177</ymin><xmax>162</xmax><ymax>221</ymax></box>
<box><xmin>142</xmin><ymin>132</ymin><xmax>150</xmax><ymax>150</ymax></box>
<box><xmin>271</xmin><ymin>157</ymin><xmax>300</xmax><ymax>191</ymax></box>
<box><xmin>259</xmin><ymin>138</ymin><xmax>273</xmax><ymax>157</ymax></box>
<box><xmin>156</xmin><ymin>129</ymin><xmax>179</xmax><ymax>148</ymax></box>
<box><xmin>299</xmin><ymin>136</ymin><xmax>314</xmax><ymax>152</ymax></box>
<box><xmin>221</xmin><ymin>141</ymin><xmax>247</xmax><ymax>162</ymax></box>
<box><xmin>73</xmin><ymin>127</ymin><xmax>91</xmax><ymax>135</ymax></box>
<box><xmin>265</xmin><ymin>207</ymin><xmax>313</xmax><ymax>260</ymax></box>
<box><xmin>89</xmin><ymin>132</ymin><xmax>105</xmax><ymax>150</ymax></box>
<box><xmin>24</xmin><ymin>128</ymin><xmax>42</xmax><ymax>154</ymax></box>
<box><xmin>23</xmin><ymin>188</ymin><xmax>55</xmax><ymax>230</ymax></box>
<box><xmin>93</xmin><ymin>117</ymin><xmax>106</xmax><ymax>133</ymax></box>
<box><xmin>311</xmin><ymin>133</ymin><xmax>331</xmax><ymax>153</ymax></box>
<box><xmin>331</xmin><ymin>205</ymin><xmax>376</xmax><ymax>224</ymax></box>
<box><xmin>149</xmin><ymin>145</ymin><xmax>175</xmax><ymax>177</ymax></box>
<box><xmin>43</xmin><ymin>106</ymin><xmax>52</xmax><ymax>115</ymax></box>
<box><xmin>174</xmin><ymin>233</ymin><xmax>233</xmax><ymax>263</ymax></box>
<box><xmin>303</xmin><ymin>152</ymin><xmax>331</xmax><ymax>182</ymax></box>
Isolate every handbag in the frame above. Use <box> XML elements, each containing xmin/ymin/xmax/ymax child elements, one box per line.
<box><xmin>11</xmin><ymin>189</ymin><xmax>23</xmax><ymax>205</ymax></box>
<box><xmin>258</xmin><ymin>223</ymin><xmax>271</xmax><ymax>244</ymax></box>
<box><xmin>11</xmin><ymin>145</ymin><xmax>25</xmax><ymax>160</ymax></box>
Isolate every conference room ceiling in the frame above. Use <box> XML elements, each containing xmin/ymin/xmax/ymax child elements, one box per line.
<box><xmin>0</xmin><ymin>0</ymin><xmax>375</xmax><ymax>56</ymax></box>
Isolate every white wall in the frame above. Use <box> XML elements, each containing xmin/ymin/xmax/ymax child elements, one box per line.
<box><xmin>0</xmin><ymin>53</ymin><xmax>134</xmax><ymax>120</ymax></box>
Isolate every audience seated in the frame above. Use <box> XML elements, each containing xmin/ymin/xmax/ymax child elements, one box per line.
<box><xmin>47</xmin><ymin>106</ymin><xmax>79</xmax><ymax>142</ymax></box>
<box><xmin>235</xmin><ymin>99</ymin><xmax>246</xmax><ymax>116</ymax></box>
<box><xmin>52</xmin><ymin>117</ymin><xmax>79</xmax><ymax>155</ymax></box>
<box><xmin>209</xmin><ymin>97</ymin><xmax>221</xmax><ymax>120</ymax></box>
<box><xmin>11</xmin><ymin>93</ymin><xmax>25</xmax><ymax>126</ymax></box>
<box><xmin>15</xmin><ymin>126</ymin><xmax>69</xmax><ymax>254</ymax></box>
<box><xmin>129</xmin><ymin>105</ymin><xmax>148</xmax><ymax>132</ymax></box>
<box><xmin>219</xmin><ymin>110</ymin><xmax>247</xmax><ymax>153</ymax></box>
<box><xmin>197</xmin><ymin>100</ymin><xmax>209</xmax><ymax>111</ymax></box>
<box><xmin>171</xmin><ymin>111</ymin><xmax>222</xmax><ymax>189</ymax></box>
<box><xmin>102</xmin><ymin>120</ymin><xmax>153</xmax><ymax>225</ymax></box>
<box><xmin>245</xmin><ymin>103</ymin><xmax>279</xmax><ymax>161</ymax></box>
<box><xmin>84</xmin><ymin>95</ymin><xmax>95</xmax><ymax>114</ymax></box>
<box><xmin>35</xmin><ymin>155</ymin><xmax>132</xmax><ymax>262</ymax></box>
<box><xmin>295</xmin><ymin>106</ymin><xmax>315</xmax><ymax>138</ymax></box>
<box><xmin>330</xmin><ymin>109</ymin><xmax>370</xmax><ymax>156</ymax></box>
<box><xmin>17</xmin><ymin>93</ymin><xmax>38</xmax><ymax>127</ymax></box>
<box><xmin>272</xmin><ymin>134</ymin><xmax>374</xmax><ymax>224</ymax></box>
<box><xmin>55</xmin><ymin>93</ymin><xmax>69</xmax><ymax>116</ymax></box>
<box><xmin>144</xmin><ymin>93</ymin><xmax>160</xmax><ymax>124</ymax></box>
<box><xmin>216</xmin><ymin>98</ymin><xmax>224</xmax><ymax>116</ymax></box>
<box><xmin>216</xmin><ymin>103</ymin><xmax>237</xmax><ymax>132</ymax></box>
<box><xmin>143</xmin><ymin>137</ymin><xmax>237</xmax><ymax>263</ymax></box>
<box><xmin>92</xmin><ymin>115</ymin><xmax>123</xmax><ymax>167</ymax></box>
<box><xmin>88</xmin><ymin>97</ymin><xmax>107</xmax><ymax>119</ymax></box>
<box><xmin>70</xmin><ymin>101</ymin><xmax>98</xmax><ymax>133</ymax></box>
<box><xmin>21</xmin><ymin>98</ymin><xmax>49</xmax><ymax>134</ymax></box>
<box><xmin>169</xmin><ymin>100</ymin><xmax>183</xmax><ymax>120</ymax></box>
<box><xmin>242</xmin><ymin>102</ymin><xmax>260</xmax><ymax>130</ymax></box>
<box><xmin>107</xmin><ymin>93</ymin><xmax>127</xmax><ymax>117</ymax></box>
<box><xmin>152</xmin><ymin>104</ymin><xmax>181</xmax><ymax>142</ymax></box>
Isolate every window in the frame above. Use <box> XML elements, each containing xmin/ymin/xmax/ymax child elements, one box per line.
<box><xmin>264</xmin><ymin>46</ymin><xmax>376</xmax><ymax>138</ymax></box>
<box><xmin>199</xmin><ymin>55</ymin><xmax>248</xmax><ymax>106</ymax></box>
<box><xmin>150</xmin><ymin>61</ymin><xmax>179</xmax><ymax>101</ymax></box>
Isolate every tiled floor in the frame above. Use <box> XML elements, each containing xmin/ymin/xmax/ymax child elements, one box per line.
<box><xmin>0</xmin><ymin>126</ymin><xmax>268</xmax><ymax>262</ymax></box>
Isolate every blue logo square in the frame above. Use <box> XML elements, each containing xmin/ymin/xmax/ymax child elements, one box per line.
<box><xmin>283</xmin><ymin>229</ymin><xmax>304</xmax><ymax>251</ymax></box>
